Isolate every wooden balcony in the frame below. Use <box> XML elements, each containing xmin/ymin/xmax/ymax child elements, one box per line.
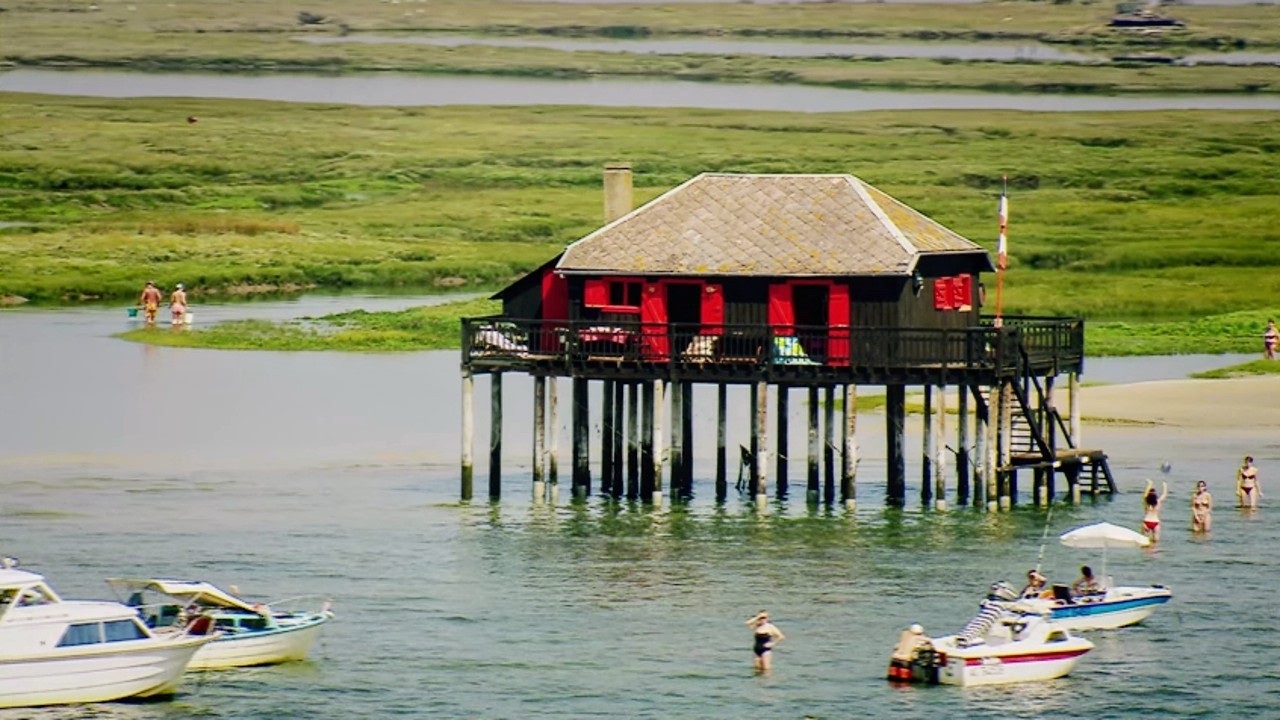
<box><xmin>461</xmin><ymin>316</ymin><xmax>1084</xmax><ymax>384</ymax></box>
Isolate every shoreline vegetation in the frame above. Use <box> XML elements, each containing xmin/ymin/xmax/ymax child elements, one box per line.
<box><xmin>1</xmin><ymin>1</ymin><xmax>1279</xmax><ymax>96</ymax></box>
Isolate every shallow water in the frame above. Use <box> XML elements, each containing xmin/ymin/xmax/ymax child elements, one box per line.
<box><xmin>6</xmin><ymin>69</ymin><xmax>1280</xmax><ymax>112</ymax></box>
<box><xmin>0</xmin><ymin>299</ymin><xmax>1276</xmax><ymax>718</ymax></box>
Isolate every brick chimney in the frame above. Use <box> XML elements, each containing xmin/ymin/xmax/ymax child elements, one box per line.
<box><xmin>603</xmin><ymin>162</ymin><xmax>633</xmax><ymax>224</ymax></box>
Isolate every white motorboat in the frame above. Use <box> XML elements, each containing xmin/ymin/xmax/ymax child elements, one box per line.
<box><xmin>890</xmin><ymin>603</ymin><xmax>1093</xmax><ymax>687</ymax></box>
<box><xmin>988</xmin><ymin>522</ymin><xmax>1173</xmax><ymax>631</ymax></box>
<box><xmin>108</xmin><ymin>578</ymin><xmax>333</xmax><ymax>670</ymax></box>
<box><xmin>0</xmin><ymin>560</ymin><xmax>213</xmax><ymax>709</ymax></box>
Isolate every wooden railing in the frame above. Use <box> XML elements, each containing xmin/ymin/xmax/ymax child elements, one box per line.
<box><xmin>462</xmin><ymin>316</ymin><xmax>1083</xmax><ymax>377</ymax></box>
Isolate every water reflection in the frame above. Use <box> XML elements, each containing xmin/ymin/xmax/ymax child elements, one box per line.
<box><xmin>299</xmin><ymin>34</ymin><xmax>1098</xmax><ymax>63</ymax></box>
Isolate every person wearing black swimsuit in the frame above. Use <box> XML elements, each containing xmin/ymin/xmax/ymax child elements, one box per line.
<box><xmin>746</xmin><ymin>610</ymin><xmax>785</xmax><ymax>673</ymax></box>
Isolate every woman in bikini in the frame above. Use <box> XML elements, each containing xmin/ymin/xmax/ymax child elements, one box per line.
<box><xmin>1191</xmin><ymin>480</ymin><xmax>1213</xmax><ymax>533</ymax></box>
<box><xmin>1237</xmin><ymin>456</ymin><xmax>1262</xmax><ymax>509</ymax></box>
<box><xmin>1141</xmin><ymin>479</ymin><xmax>1169</xmax><ymax>542</ymax></box>
<box><xmin>746</xmin><ymin>610</ymin><xmax>785</xmax><ymax>674</ymax></box>
<box><xmin>1264</xmin><ymin>320</ymin><xmax>1279</xmax><ymax>360</ymax></box>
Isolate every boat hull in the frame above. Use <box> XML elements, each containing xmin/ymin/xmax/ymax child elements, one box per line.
<box><xmin>938</xmin><ymin>645</ymin><xmax>1091</xmax><ymax>687</ymax></box>
<box><xmin>1046</xmin><ymin>587</ymin><xmax>1172</xmax><ymax>631</ymax></box>
<box><xmin>188</xmin><ymin>615</ymin><xmax>329</xmax><ymax>670</ymax></box>
<box><xmin>0</xmin><ymin>635</ymin><xmax>207</xmax><ymax>709</ymax></box>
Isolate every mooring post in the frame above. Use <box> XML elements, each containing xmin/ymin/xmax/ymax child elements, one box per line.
<box><xmin>754</xmin><ymin>380</ymin><xmax>769</xmax><ymax>509</ymax></box>
<box><xmin>807</xmin><ymin>386</ymin><xmax>820</xmax><ymax>504</ymax></box>
<box><xmin>973</xmin><ymin>386</ymin><xmax>987</xmax><ymax>509</ymax></box>
<box><xmin>601</xmin><ymin>380</ymin><xmax>615</xmax><ymax>496</ymax></box>
<box><xmin>986</xmin><ymin>385</ymin><xmax>999</xmax><ymax>512</ymax></box>
<box><xmin>651</xmin><ymin>379</ymin><xmax>663</xmax><ymax>507</ymax></box>
<box><xmin>628</xmin><ymin>382</ymin><xmax>640</xmax><ymax>494</ymax></box>
<box><xmin>956</xmin><ymin>385</ymin><xmax>970</xmax><ymax>506</ymax></box>
<box><xmin>823</xmin><ymin>385</ymin><xmax>836</xmax><ymax>505</ymax></box>
<box><xmin>681</xmin><ymin>381</ymin><xmax>694</xmax><ymax>500</ymax></box>
<box><xmin>886</xmin><ymin>384</ymin><xmax>906</xmax><ymax>507</ymax></box>
<box><xmin>613</xmin><ymin>381</ymin><xmax>625</xmax><ymax>497</ymax></box>
<box><xmin>533</xmin><ymin>376</ymin><xmax>546</xmax><ymax>502</ymax></box>
<box><xmin>935</xmin><ymin>384</ymin><xmax>947</xmax><ymax>511</ymax></box>
<box><xmin>999</xmin><ymin>381</ymin><xmax>1013</xmax><ymax>511</ymax></box>
<box><xmin>1046</xmin><ymin>376</ymin><xmax>1057</xmax><ymax>503</ymax></box>
<box><xmin>776</xmin><ymin>386</ymin><xmax>789</xmax><ymax>499</ymax></box>
<box><xmin>922</xmin><ymin>385</ymin><xmax>934</xmax><ymax>506</ymax></box>
<box><xmin>642</xmin><ymin>380</ymin><xmax>655</xmax><ymax>501</ymax></box>
<box><xmin>716</xmin><ymin>384</ymin><xmax>728</xmax><ymax>502</ymax></box>
<box><xmin>670</xmin><ymin>377</ymin><xmax>684</xmax><ymax>500</ymax></box>
<box><xmin>749</xmin><ymin>383</ymin><xmax>760</xmax><ymax>497</ymax></box>
<box><xmin>842</xmin><ymin>384</ymin><xmax>857</xmax><ymax>510</ymax></box>
<box><xmin>461</xmin><ymin>369</ymin><xmax>474</xmax><ymax>502</ymax></box>
<box><xmin>572</xmin><ymin>377</ymin><xmax>590</xmax><ymax>499</ymax></box>
<box><xmin>548</xmin><ymin>378</ymin><xmax>559</xmax><ymax>498</ymax></box>
<box><xmin>490</xmin><ymin>372</ymin><xmax>503</xmax><ymax>500</ymax></box>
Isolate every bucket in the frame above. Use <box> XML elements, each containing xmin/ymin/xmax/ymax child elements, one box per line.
<box><xmin>127</xmin><ymin>307</ymin><xmax>138</xmax><ymax>318</ymax></box>
<box><xmin>184</xmin><ymin>313</ymin><xmax>194</xmax><ymax>326</ymax></box>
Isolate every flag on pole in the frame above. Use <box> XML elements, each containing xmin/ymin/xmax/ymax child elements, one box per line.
<box><xmin>997</xmin><ymin>178</ymin><xmax>1008</xmax><ymax>271</ymax></box>
<box><xmin>994</xmin><ymin>176</ymin><xmax>1008</xmax><ymax>327</ymax></box>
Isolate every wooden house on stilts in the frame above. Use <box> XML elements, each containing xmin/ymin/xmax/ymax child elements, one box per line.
<box><xmin>460</xmin><ymin>165</ymin><xmax>1116</xmax><ymax>509</ymax></box>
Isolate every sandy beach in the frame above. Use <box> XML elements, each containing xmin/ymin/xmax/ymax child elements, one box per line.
<box><xmin>1081</xmin><ymin>375</ymin><xmax>1280</xmax><ymax>429</ymax></box>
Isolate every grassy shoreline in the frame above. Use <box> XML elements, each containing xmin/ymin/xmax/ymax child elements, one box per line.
<box><xmin>2</xmin><ymin>0</ymin><xmax>1279</xmax><ymax>96</ymax></box>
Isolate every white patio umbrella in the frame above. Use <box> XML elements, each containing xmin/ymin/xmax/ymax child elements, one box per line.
<box><xmin>1059</xmin><ymin>521</ymin><xmax>1150</xmax><ymax>581</ymax></box>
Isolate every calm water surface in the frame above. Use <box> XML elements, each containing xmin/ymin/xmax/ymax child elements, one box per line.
<box><xmin>6</xmin><ymin>69</ymin><xmax>1280</xmax><ymax>112</ymax></box>
<box><xmin>0</xmin><ymin>299</ymin><xmax>1276</xmax><ymax>719</ymax></box>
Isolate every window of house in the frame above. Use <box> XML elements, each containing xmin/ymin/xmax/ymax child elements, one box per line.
<box><xmin>585</xmin><ymin>278</ymin><xmax>643</xmax><ymax>313</ymax></box>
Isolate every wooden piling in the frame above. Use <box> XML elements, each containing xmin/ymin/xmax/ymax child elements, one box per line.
<box><xmin>886</xmin><ymin>384</ymin><xmax>906</xmax><ymax>506</ymax></box>
<box><xmin>461</xmin><ymin>369</ymin><xmax>474</xmax><ymax>501</ymax></box>
<box><xmin>823</xmin><ymin>385</ymin><xmax>835</xmax><ymax>505</ymax></box>
<box><xmin>533</xmin><ymin>376</ymin><xmax>546</xmax><ymax>501</ymax></box>
<box><xmin>999</xmin><ymin>381</ymin><xmax>1013</xmax><ymax>510</ymax></box>
<box><xmin>934</xmin><ymin>384</ymin><xmax>947</xmax><ymax>511</ymax></box>
<box><xmin>807</xmin><ymin>387</ymin><xmax>820</xmax><ymax>504</ymax></box>
<box><xmin>490</xmin><ymin>372</ymin><xmax>503</xmax><ymax>500</ymax></box>
<box><xmin>628</xmin><ymin>382</ymin><xmax>640</xmax><ymax>494</ymax></box>
<box><xmin>548</xmin><ymin>378</ymin><xmax>559</xmax><ymax>491</ymax></box>
<box><xmin>716</xmin><ymin>384</ymin><xmax>728</xmax><ymax>502</ymax></box>
<box><xmin>670</xmin><ymin>377</ymin><xmax>684</xmax><ymax>500</ymax></box>
<box><xmin>749</xmin><ymin>383</ymin><xmax>760</xmax><ymax>497</ymax></box>
<box><xmin>973</xmin><ymin>386</ymin><xmax>987</xmax><ymax>509</ymax></box>
<box><xmin>842</xmin><ymin>384</ymin><xmax>857</xmax><ymax>510</ymax></box>
<box><xmin>1069</xmin><ymin>372</ymin><xmax>1081</xmax><ymax>449</ymax></box>
<box><xmin>681</xmin><ymin>381</ymin><xmax>694</xmax><ymax>500</ymax></box>
<box><xmin>956</xmin><ymin>385</ymin><xmax>970</xmax><ymax>506</ymax></box>
<box><xmin>922</xmin><ymin>385</ymin><xmax>934</xmax><ymax>506</ymax></box>
<box><xmin>651</xmin><ymin>379</ymin><xmax>663</xmax><ymax>506</ymax></box>
<box><xmin>642</xmin><ymin>380</ymin><xmax>655</xmax><ymax>500</ymax></box>
<box><xmin>601</xmin><ymin>379</ymin><xmax>615</xmax><ymax>496</ymax></box>
<box><xmin>986</xmin><ymin>385</ymin><xmax>999</xmax><ymax>512</ymax></box>
<box><xmin>754</xmin><ymin>380</ymin><xmax>769</xmax><ymax>508</ymax></box>
<box><xmin>776</xmin><ymin>386</ymin><xmax>789</xmax><ymax>499</ymax></box>
<box><xmin>572</xmin><ymin>377</ymin><xmax>590</xmax><ymax>498</ymax></box>
<box><xmin>613</xmin><ymin>381</ymin><xmax>625</xmax><ymax>497</ymax></box>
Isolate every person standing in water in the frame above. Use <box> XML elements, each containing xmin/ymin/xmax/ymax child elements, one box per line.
<box><xmin>138</xmin><ymin>281</ymin><xmax>162</xmax><ymax>326</ymax></box>
<box><xmin>1142</xmin><ymin>479</ymin><xmax>1169</xmax><ymax>542</ymax></box>
<box><xmin>1237</xmin><ymin>456</ymin><xmax>1262</xmax><ymax>509</ymax></box>
<box><xmin>1192</xmin><ymin>481</ymin><xmax>1213</xmax><ymax>533</ymax></box>
<box><xmin>746</xmin><ymin>610</ymin><xmax>784</xmax><ymax>674</ymax></box>
<box><xmin>169</xmin><ymin>283</ymin><xmax>188</xmax><ymax>326</ymax></box>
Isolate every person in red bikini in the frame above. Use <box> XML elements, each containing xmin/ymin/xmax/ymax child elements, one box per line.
<box><xmin>1141</xmin><ymin>479</ymin><xmax>1169</xmax><ymax>542</ymax></box>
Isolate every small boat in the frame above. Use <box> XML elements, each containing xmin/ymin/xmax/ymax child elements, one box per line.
<box><xmin>0</xmin><ymin>559</ymin><xmax>213</xmax><ymax>709</ymax></box>
<box><xmin>988</xmin><ymin>521</ymin><xmax>1173</xmax><ymax>631</ymax></box>
<box><xmin>107</xmin><ymin>578</ymin><xmax>333</xmax><ymax>670</ymax></box>
<box><xmin>890</xmin><ymin>603</ymin><xmax>1093</xmax><ymax>687</ymax></box>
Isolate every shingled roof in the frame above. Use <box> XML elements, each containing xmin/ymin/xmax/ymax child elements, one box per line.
<box><xmin>557</xmin><ymin>173</ymin><xmax>991</xmax><ymax>277</ymax></box>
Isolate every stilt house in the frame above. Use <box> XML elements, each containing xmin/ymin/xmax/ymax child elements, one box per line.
<box><xmin>461</xmin><ymin>167</ymin><xmax>1114</xmax><ymax>509</ymax></box>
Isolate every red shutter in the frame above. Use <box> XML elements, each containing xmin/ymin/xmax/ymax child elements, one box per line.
<box><xmin>640</xmin><ymin>282</ymin><xmax>669</xmax><ymax>361</ymax></box>
<box><xmin>701</xmin><ymin>283</ymin><xmax>724</xmax><ymax>335</ymax></box>
<box><xmin>540</xmin><ymin>270</ymin><xmax>569</xmax><ymax>350</ymax></box>
<box><xmin>829</xmin><ymin>282</ymin><xmax>851</xmax><ymax>366</ymax></box>
<box><xmin>768</xmin><ymin>283</ymin><xmax>794</xmax><ymax>335</ymax></box>
<box><xmin>583</xmin><ymin>278</ymin><xmax>608</xmax><ymax>308</ymax></box>
<box><xmin>933</xmin><ymin>277</ymin><xmax>954</xmax><ymax>311</ymax></box>
<box><xmin>953</xmin><ymin>274</ymin><xmax>973</xmax><ymax>311</ymax></box>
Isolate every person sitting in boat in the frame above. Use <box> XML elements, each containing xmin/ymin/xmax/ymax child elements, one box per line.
<box><xmin>1020</xmin><ymin>569</ymin><xmax>1049</xmax><ymax>599</ymax></box>
<box><xmin>1071</xmin><ymin>566</ymin><xmax>1103</xmax><ymax>598</ymax></box>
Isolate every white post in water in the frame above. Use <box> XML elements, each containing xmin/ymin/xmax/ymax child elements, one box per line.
<box><xmin>548</xmin><ymin>378</ymin><xmax>559</xmax><ymax>504</ymax></box>
<box><xmin>1069</xmin><ymin>372</ymin><xmax>1081</xmax><ymax>450</ymax></box>
<box><xmin>533</xmin><ymin>376</ymin><xmax>546</xmax><ymax>503</ymax></box>
<box><xmin>461</xmin><ymin>369</ymin><xmax>474</xmax><ymax>501</ymax></box>
<box><xmin>999</xmin><ymin>382</ymin><xmax>1013</xmax><ymax>511</ymax></box>
<box><xmin>986</xmin><ymin>385</ymin><xmax>999</xmax><ymax>513</ymax></box>
<box><xmin>755</xmin><ymin>380</ymin><xmax>769</xmax><ymax>511</ymax></box>
<box><xmin>843</xmin><ymin>384</ymin><xmax>858</xmax><ymax>511</ymax></box>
